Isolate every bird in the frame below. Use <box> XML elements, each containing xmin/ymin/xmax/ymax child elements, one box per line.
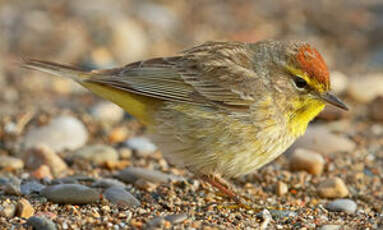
<box><xmin>22</xmin><ymin>40</ymin><xmax>348</xmax><ymax>202</ymax></box>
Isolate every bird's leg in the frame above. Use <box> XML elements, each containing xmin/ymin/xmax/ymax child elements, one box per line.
<box><xmin>200</xmin><ymin>175</ymin><xmax>263</xmax><ymax>211</ymax></box>
<box><xmin>200</xmin><ymin>174</ymin><xmax>240</xmax><ymax>203</ymax></box>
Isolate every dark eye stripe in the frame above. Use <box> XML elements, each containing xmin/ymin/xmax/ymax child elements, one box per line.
<box><xmin>293</xmin><ymin>76</ymin><xmax>307</xmax><ymax>89</ymax></box>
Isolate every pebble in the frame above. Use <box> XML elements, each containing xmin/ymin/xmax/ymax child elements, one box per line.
<box><xmin>0</xmin><ymin>155</ymin><xmax>24</xmax><ymax>170</ymax></box>
<box><xmin>146</xmin><ymin>214</ymin><xmax>188</xmax><ymax>227</ymax></box>
<box><xmin>73</xmin><ymin>144</ymin><xmax>118</xmax><ymax>165</ymax></box>
<box><xmin>51</xmin><ymin>175</ymin><xmax>94</xmax><ymax>185</ymax></box>
<box><xmin>0</xmin><ymin>177</ymin><xmax>8</xmax><ymax>186</ymax></box>
<box><xmin>24</xmin><ymin>145</ymin><xmax>68</xmax><ymax>177</ymax></box>
<box><xmin>104</xmin><ymin>186</ymin><xmax>140</xmax><ymax>208</ymax></box>
<box><xmin>27</xmin><ymin>216</ymin><xmax>57</xmax><ymax>230</ymax></box>
<box><xmin>164</xmin><ymin>213</ymin><xmax>188</xmax><ymax>224</ymax></box>
<box><xmin>317</xmin><ymin>177</ymin><xmax>349</xmax><ymax>198</ymax></box>
<box><xmin>370</xmin><ymin>96</ymin><xmax>383</xmax><ymax>121</ymax></box>
<box><xmin>41</xmin><ymin>184</ymin><xmax>100</xmax><ymax>204</ymax></box>
<box><xmin>276</xmin><ymin>181</ymin><xmax>288</xmax><ymax>196</ymax></box>
<box><xmin>0</xmin><ymin>203</ymin><xmax>16</xmax><ymax>218</ymax></box>
<box><xmin>289</xmin><ymin>148</ymin><xmax>325</xmax><ymax>175</ymax></box>
<box><xmin>117</xmin><ymin>167</ymin><xmax>184</xmax><ymax>184</ymax></box>
<box><xmin>4</xmin><ymin>177</ymin><xmax>22</xmax><ymax>195</ymax></box>
<box><xmin>134</xmin><ymin>179</ymin><xmax>157</xmax><ymax>191</ymax></box>
<box><xmin>20</xmin><ymin>181</ymin><xmax>45</xmax><ymax>195</ymax></box>
<box><xmin>325</xmin><ymin>199</ymin><xmax>357</xmax><ymax>214</ymax></box>
<box><xmin>330</xmin><ymin>71</ymin><xmax>348</xmax><ymax>94</ymax></box>
<box><xmin>104</xmin><ymin>160</ymin><xmax>131</xmax><ymax>170</ymax></box>
<box><xmin>90</xmin><ymin>102</ymin><xmax>124</xmax><ymax>123</ymax></box>
<box><xmin>136</xmin><ymin>2</ymin><xmax>178</xmax><ymax>33</ymax></box>
<box><xmin>119</xmin><ymin>148</ymin><xmax>132</xmax><ymax>159</ymax></box>
<box><xmin>16</xmin><ymin>198</ymin><xmax>35</xmax><ymax>218</ymax></box>
<box><xmin>108</xmin><ymin>127</ymin><xmax>129</xmax><ymax>143</ymax></box>
<box><xmin>125</xmin><ymin>137</ymin><xmax>157</xmax><ymax>156</ymax></box>
<box><xmin>319</xmin><ymin>225</ymin><xmax>342</xmax><ymax>230</ymax></box>
<box><xmin>268</xmin><ymin>210</ymin><xmax>297</xmax><ymax>219</ymax></box>
<box><xmin>348</xmin><ymin>73</ymin><xmax>383</xmax><ymax>102</ymax></box>
<box><xmin>111</xmin><ymin>18</ymin><xmax>149</xmax><ymax>62</ymax></box>
<box><xmin>32</xmin><ymin>165</ymin><xmax>53</xmax><ymax>180</ymax></box>
<box><xmin>23</xmin><ymin>116</ymin><xmax>88</xmax><ymax>152</ymax></box>
<box><xmin>260</xmin><ymin>209</ymin><xmax>272</xmax><ymax>229</ymax></box>
<box><xmin>293</xmin><ymin>126</ymin><xmax>355</xmax><ymax>155</ymax></box>
<box><xmin>91</xmin><ymin>178</ymin><xmax>126</xmax><ymax>189</ymax></box>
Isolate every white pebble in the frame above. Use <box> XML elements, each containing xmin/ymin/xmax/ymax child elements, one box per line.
<box><xmin>348</xmin><ymin>73</ymin><xmax>383</xmax><ymax>102</ymax></box>
<box><xmin>23</xmin><ymin>116</ymin><xmax>88</xmax><ymax>151</ymax></box>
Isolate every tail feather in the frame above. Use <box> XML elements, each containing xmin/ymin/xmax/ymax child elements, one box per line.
<box><xmin>21</xmin><ymin>58</ymin><xmax>90</xmax><ymax>81</ymax></box>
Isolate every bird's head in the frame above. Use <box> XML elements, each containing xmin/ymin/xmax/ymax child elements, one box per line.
<box><xmin>252</xmin><ymin>41</ymin><xmax>348</xmax><ymax>135</ymax></box>
<box><xmin>284</xmin><ymin>42</ymin><xmax>348</xmax><ymax>111</ymax></box>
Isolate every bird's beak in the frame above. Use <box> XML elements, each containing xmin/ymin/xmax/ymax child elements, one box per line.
<box><xmin>320</xmin><ymin>92</ymin><xmax>349</xmax><ymax>111</ymax></box>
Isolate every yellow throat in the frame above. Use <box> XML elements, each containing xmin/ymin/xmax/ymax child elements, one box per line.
<box><xmin>288</xmin><ymin>98</ymin><xmax>325</xmax><ymax>137</ymax></box>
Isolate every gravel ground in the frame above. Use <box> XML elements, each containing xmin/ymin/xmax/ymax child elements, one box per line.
<box><xmin>1</xmin><ymin>0</ymin><xmax>383</xmax><ymax>229</ymax></box>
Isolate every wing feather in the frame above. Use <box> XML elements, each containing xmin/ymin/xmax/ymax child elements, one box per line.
<box><xmin>86</xmin><ymin>42</ymin><xmax>261</xmax><ymax>111</ymax></box>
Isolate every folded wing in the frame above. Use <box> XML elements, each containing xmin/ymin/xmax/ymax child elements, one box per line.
<box><xmin>87</xmin><ymin>41</ymin><xmax>260</xmax><ymax>112</ymax></box>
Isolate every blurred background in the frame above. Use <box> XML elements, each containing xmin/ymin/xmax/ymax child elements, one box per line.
<box><xmin>0</xmin><ymin>0</ymin><xmax>383</xmax><ymax>228</ymax></box>
<box><xmin>1</xmin><ymin>0</ymin><xmax>382</xmax><ymax>110</ymax></box>
<box><xmin>0</xmin><ymin>0</ymin><xmax>383</xmax><ymax>114</ymax></box>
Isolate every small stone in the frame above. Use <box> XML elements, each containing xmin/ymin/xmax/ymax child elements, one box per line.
<box><xmin>136</xmin><ymin>2</ymin><xmax>177</xmax><ymax>33</ymax></box>
<box><xmin>104</xmin><ymin>160</ymin><xmax>131</xmax><ymax>170</ymax></box>
<box><xmin>317</xmin><ymin>177</ymin><xmax>349</xmax><ymax>198</ymax></box>
<box><xmin>73</xmin><ymin>144</ymin><xmax>118</xmax><ymax>165</ymax></box>
<box><xmin>325</xmin><ymin>199</ymin><xmax>357</xmax><ymax>214</ymax></box>
<box><xmin>104</xmin><ymin>186</ymin><xmax>140</xmax><ymax>208</ymax></box>
<box><xmin>319</xmin><ymin>225</ymin><xmax>342</xmax><ymax>230</ymax></box>
<box><xmin>27</xmin><ymin>216</ymin><xmax>57</xmax><ymax>230</ymax></box>
<box><xmin>293</xmin><ymin>126</ymin><xmax>355</xmax><ymax>155</ymax></box>
<box><xmin>23</xmin><ymin>116</ymin><xmax>88</xmax><ymax>152</ymax></box>
<box><xmin>330</xmin><ymin>71</ymin><xmax>348</xmax><ymax>94</ymax></box>
<box><xmin>146</xmin><ymin>214</ymin><xmax>187</xmax><ymax>228</ymax></box>
<box><xmin>134</xmin><ymin>179</ymin><xmax>157</xmax><ymax>191</ymax></box>
<box><xmin>111</xmin><ymin>18</ymin><xmax>149</xmax><ymax>63</ymax></box>
<box><xmin>41</xmin><ymin>184</ymin><xmax>100</xmax><ymax>204</ymax></box>
<box><xmin>0</xmin><ymin>203</ymin><xmax>16</xmax><ymax>218</ymax></box>
<box><xmin>91</xmin><ymin>178</ymin><xmax>126</xmax><ymax>189</ymax></box>
<box><xmin>348</xmin><ymin>73</ymin><xmax>383</xmax><ymax>102</ymax></box>
<box><xmin>164</xmin><ymin>213</ymin><xmax>188</xmax><ymax>224</ymax></box>
<box><xmin>16</xmin><ymin>198</ymin><xmax>35</xmax><ymax>218</ymax></box>
<box><xmin>90</xmin><ymin>102</ymin><xmax>124</xmax><ymax>123</ymax></box>
<box><xmin>4</xmin><ymin>177</ymin><xmax>22</xmax><ymax>195</ymax></box>
<box><xmin>0</xmin><ymin>155</ymin><xmax>24</xmax><ymax>170</ymax></box>
<box><xmin>24</xmin><ymin>145</ymin><xmax>68</xmax><ymax>177</ymax></box>
<box><xmin>268</xmin><ymin>210</ymin><xmax>297</xmax><ymax>219</ymax></box>
<box><xmin>2</xmin><ymin>87</ymin><xmax>19</xmax><ymax>102</ymax></box>
<box><xmin>146</xmin><ymin>217</ymin><xmax>165</xmax><ymax>228</ymax></box>
<box><xmin>108</xmin><ymin>127</ymin><xmax>129</xmax><ymax>143</ymax></box>
<box><xmin>289</xmin><ymin>148</ymin><xmax>325</xmax><ymax>175</ymax></box>
<box><xmin>0</xmin><ymin>177</ymin><xmax>8</xmax><ymax>186</ymax></box>
<box><xmin>51</xmin><ymin>175</ymin><xmax>93</xmax><ymax>184</ymax></box>
<box><xmin>370</xmin><ymin>96</ymin><xmax>383</xmax><ymax>121</ymax></box>
<box><xmin>32</xmin><ymin>165</ymin><xmax>53</xmax><ymax>180</ymax></box>
<box><xmin>117</xmin><ymin>167</ymin><xmax>184</xmax><ymax>184</ymax></box>
<box><xmin>20</xmin><ymin>181</ymin><xmax>45</xmax><ymax>195</ymax></box>
<box><xmin>276</xmin><ymin>181</ymin><xmax>288</xmax><ymax>196</ymax></box>
<box><xmin>119</xmin><ymin>148</ymin><xmax>132</xmax><ymax>159</ymax></box>
<box><xmin>125</xmin><ymin>137</ymin><xmax>157</xmax><ymax>156</ymax></box>
<box><xmin>90</xmin><ymin>47</ymin><xmax>115</xmax><ymax>68</ymax></box>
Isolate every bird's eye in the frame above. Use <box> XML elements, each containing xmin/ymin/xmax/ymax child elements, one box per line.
<box><xmin>293</xmin><ymin>76</ymin><xmax>308</xmax><ymax>89</ymax></box>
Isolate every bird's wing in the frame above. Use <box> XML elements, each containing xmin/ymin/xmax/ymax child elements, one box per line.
<box><xmin>87</xmin><ymin>41</ymin><xmax>261</xmax><ymax>111</ymax></box>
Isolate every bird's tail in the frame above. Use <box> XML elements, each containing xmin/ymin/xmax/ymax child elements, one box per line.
<box><xmin>21</xmin><ymin>58</ymin><xmax>91</xmax><ymax>81</ymax></box>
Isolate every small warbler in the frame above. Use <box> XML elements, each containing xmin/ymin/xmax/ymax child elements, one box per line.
<box><xmin>23</xmin><ymin>40</ymin><xmax>348</xmax><ymax>201</ymax></box>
